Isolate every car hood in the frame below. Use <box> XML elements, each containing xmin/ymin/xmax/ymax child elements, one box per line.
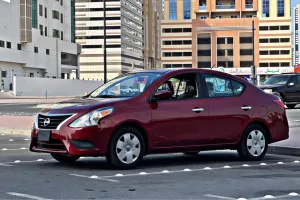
<box><xmin>258</xmin><ymin>84</ymin><xmax>284</xmax><ymax>89</ymax></box>
<box><xmin>39</xmin><ymin>97</ymin><xmax>130</xmax><ymax>114</ymax></box>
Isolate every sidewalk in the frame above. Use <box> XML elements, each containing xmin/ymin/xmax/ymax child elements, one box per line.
<box><xmin>268</xmin><ymin>127</ymin><xmax>300</xmax><ymax>156</ymax></box>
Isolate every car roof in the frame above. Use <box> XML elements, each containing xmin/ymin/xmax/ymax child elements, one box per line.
<box><xmin>132</xmin><ymin>68</ymin><xmax>225</xmax><ymax>74</ymax></box>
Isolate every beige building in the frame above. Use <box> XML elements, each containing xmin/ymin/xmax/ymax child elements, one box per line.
<box><xmin>161</xmin><ymin>0</ymin><xmax>293</xmax><ymax>82</ymax></box>
<box><xmin>143</xmin><ymin>0</ymin><xmax>163</xmax><ymax>69</ymax></box>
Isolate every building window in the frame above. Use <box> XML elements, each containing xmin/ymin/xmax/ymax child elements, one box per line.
<box><xmin>60</xmin><ymin>0</ymin><xmax>63</xmax><ymax>6</ymax></box>
<box><xmin>61</xmin><ymin>13</ymin><xmax>63</xmax><ymax>23</ymax></box>
<box><xmin>18</xmin><ymin>44</ymin><xmax>22</xmax><ymax>50</ymax></box>
<box><xmin>259</xmin><ymin>26</ymin><xmax>268</xmax><ymax>31</ymax></box>
<box><xmin>240</xmin><ymin>49</ymin><xmax>253</xmax><ymax>55</ymax></box>
<box><xmin>260</xmin><ymin>63</ymin><xmax>269</xmax><ymax>67</ymax></box>
<box><xmin>200</xmin><ymin>16</ymin><xmax>207</xmax><ymax>19</ymax></box>
<box><xmin>217</xmin><ymin>50</ymin><xmax>226</xmax><ymax>56</ymax></box>
<box><xmin>0</xmin><ymin>40</ymin><xmax>4</xmax><ymax>47</ymax></box>
<box><xmin>46</xmin><ymin>49</ymin><xmax>50</xmax><ymax>55</ymax></box>
<box><xmin>170</xmin><ymin>0</ymin><xmax>176</xmax><ymax>20</ymax></box>
<box><xmin>45</xmin><ymin>7</ymin><xmax>47</xmax><ymax>18</ymax></box>
<box><xmin>61</xmin><ymin>31</ymin><xmax>64</xmax><ymax>40</ymax></box>
<box><xmin>260</xmin><ymin>50</ymin><xmax>268</xmax><ymax>55</ymax></box>
<box><xmin>280</xmin><ymin>25</ymin><xmax>289</xmax><ymax>30</ymax></box>
<box><xmin>184</xmin><ymin>0</ymin><xmax>190</xmax><ymax>19</ymax></box>
<box><xmin>240</xmin><ymin>37</ymin><xmax>253</xmax><ymax>43</ymax></box>
<box><xmin>270</xmin><ymin>63</ymin><xmax>280</xmax><ymax>67</ymax></box>
<box><xmin>217</xmin><ymin>38</ymin><xmax>226</xmax><ymax>44</ymax></box>
<box><xmin>270</xmin><ymin>50</ymin><xmax>280</xmax><ymax>55</ymax></box>
<box><xmin>39</xmin><ymin>24</ymin><xmax>43</xmax><ymax>35</ymax></box>
<box><xmin>39</xmin><ymin>4</ymin><xmax>43</xmax><ymax>16</ymax></box>
<box><xmin>280</xmin><ymin>38</ymin><xmax>290</xmax><ymax>42</ymax></box>
<box><xmin>281</xmin><ymin>62</ymin><xmax>290</xmax><ymax>67</ymax></box>
<box><xmin>52</xmin><ymin>10</ymin><xmax>60</xmax><ymax>20</ymax></box>
<box><xmin>32</xmin><ymin>0</ymin><xmax>38</xmax><ymax>28</ymax></box>
<box><xmin>277</xmin><ymin>0</ymin><xmax>284</xmax><ymax>17</ymax></box>
<box><xmin>240</xmin><ymin>61</ymin><xmax>252</xmax><ymax>67</ymax></box>
<box><xmin>231</xmin><ymin>15</ymin><xmax>238</xmax><ymax>18</ymax></box>
<box><xmin>53</xmin><ymin>29</ymin><xmax>60</xmax><ymax>38</ymax></box>
<box><xmin>227</xmin><ymin>49</ymin><xmax>233</xmax><ymax>56</ymax></box>
<box><xmin>262</xmin><ymin>0</ymin><xmax>269</xmax><ymax>17</ymax></box>
<box><xmin>61</xmin><ymin>52</ymin><xmax>78</xmax><ymax>66</ymax></box>
<box><xmin>34</xmin><ymin>47</ymin><xmax>38</xmax><ymax>53</ymax></box>
<box><xmin>30</xmin><ymin>73</ymin><xmax>34</xmax><ymax>77</ymax></box>
<box><xmin>45</xmin><ymin>27</ymin><xmax>47</xmax><ymax>36</ymax></box>
<box><xmin>198</xmin><ymin>50</ymin><xmax>211</xmax><ymax>56</ymax></box>
<box><xmin>281</xmin><ymin>50</ymin><xmax>290</xmax><ymax>55</ymax></box>
<box><xmin>259</xmin><ymin>38</ymin><xmax>268</xmax><ymax>43</ymax></box>
<box><xmin>197</xmin><ymin>38</ymin><xmax>211</xmax><ymax>44</ymax></box>
<box><xmin>227</xmin><ymin>38</ymin><xmax>233</xmax><ymax>44</ymax></box>
<box><xmin>6</xmin><ymin>42</ymin><xmax>11</xmax><ymax>49</ymax></box>
<box><xmin>270</xmin><ymin>38</ymin><xmax>279</xmax><ymax>43</ymax></box>
<box><xmin>71</xmin><ymin>0</ymin><xmax>75</xmax><ymax>43</ymax></box>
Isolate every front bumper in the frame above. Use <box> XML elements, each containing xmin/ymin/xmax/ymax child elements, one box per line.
<box><xmin>29</xmin><ymin>118</ymin><xmax>115</xmax><ymax>157</ymax></box>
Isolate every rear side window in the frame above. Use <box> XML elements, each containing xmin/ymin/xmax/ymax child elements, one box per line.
<box><xmin>202</xmin><ymin>74</ymin><xmax>245</xmax><ymax>98</ymax></box>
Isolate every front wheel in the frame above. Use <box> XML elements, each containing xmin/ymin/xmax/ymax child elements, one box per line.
<box><xmin>51</xmin><ymin>153</ymin><xmax>80</xmax><ymax>163</ymax></box>
<box><xmin>238</xmin><ymin>124</ymin><xmax>268</xmax><ymax>161</ymax></box>
<box><xmin>107</xmin><ymin>126</ymin><xmax>145</xmax><ymax>169</ymax></box>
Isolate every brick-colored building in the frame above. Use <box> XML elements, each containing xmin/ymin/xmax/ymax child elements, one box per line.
<box><xmin>161</xmin><ymin>0</ymin><xmax>293</xmax><ymax>82</ymax></box>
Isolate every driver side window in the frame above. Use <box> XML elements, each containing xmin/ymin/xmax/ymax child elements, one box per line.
<box><xmin>156</xmin><ymin>73</ymin><xmax>199</xmax><ymax>100</ymax></box>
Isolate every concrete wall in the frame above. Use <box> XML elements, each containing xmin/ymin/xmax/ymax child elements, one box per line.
<box><xmin>13</xmin><ymin>76</ymin><xmax>103</xmax><ymax>96</ymax></box>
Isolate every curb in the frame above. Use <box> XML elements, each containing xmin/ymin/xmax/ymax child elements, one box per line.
<box><xmin>267</xmin><ymin>145</ymin><xmax>300</xmax><ymax>157</ymax></box>
<box><xmin>0</xmin><ymin>128</ymin><xmax>32</xmax><ymax>137</ymax></box>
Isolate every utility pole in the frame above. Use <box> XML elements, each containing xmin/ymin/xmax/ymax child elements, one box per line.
<box><xmin>103</xmin><ymin>0</ymin><xmax>107</xmax><ymax>83</ymax></box>
<box><xmin>252</xmin><ymin>20</ymin><xmax>255</xmax><ymax>67</ymax></box>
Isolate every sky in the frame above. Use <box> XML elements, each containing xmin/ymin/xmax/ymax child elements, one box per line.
<box><xmin>292</xmin><ymin>0</ymin><xmax>299</xmax><ymax>8</ymax></box>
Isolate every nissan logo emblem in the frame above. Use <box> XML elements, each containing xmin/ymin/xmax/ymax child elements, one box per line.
<box><xmin>43</xmin><ymin>118</ymin><xmax>51</xmax><ymax>127</ymax></box>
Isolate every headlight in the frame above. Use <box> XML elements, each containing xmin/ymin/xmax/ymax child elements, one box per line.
<box><xmin>69</xmin><ymin>107</ymin><xmax>114</xmax><ymax>128</ymax></box>
<box><xmin>264</xmin><ymin>89</ymin><xmax>273</xmax><ymax>93</ymax></box>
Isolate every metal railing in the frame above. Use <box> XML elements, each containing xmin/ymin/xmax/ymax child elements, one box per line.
<box><xmin>216</xmin><ymin>5</ymin><xmax>235</xmax><ymax>9</ymax></box>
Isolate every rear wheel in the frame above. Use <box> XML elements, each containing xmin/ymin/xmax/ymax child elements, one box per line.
<box><xmin>238</xmin><ymin>124</ymin><xmax>268</xmax><ymax>161</ymax></box>
<box><xmin>106</xmin><ymin>126</ymin><xmax>145</xmax><ymax>169</ymax></box>
<box><xmin>51</xmin><ymin>153</ymin><xmax>80</xmax><ymax>163</ymax></box>
<box><xmin>287</xmin><ymin>104</ymin><xmax>297</xmax><ymax>109</ymax></box>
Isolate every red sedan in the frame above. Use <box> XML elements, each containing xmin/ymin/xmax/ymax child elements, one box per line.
<box><xmin>30</xmin><ymin>68</ymin><xmax>289</xmax><ymax>169</ymax></box>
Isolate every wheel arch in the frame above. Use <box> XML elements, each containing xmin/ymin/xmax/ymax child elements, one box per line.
<box><xmin>108</xmin><ymin>120</ymin><xmax>149</xmax><ymax>155</ymax></box>
<box><xmin>243</xmin><ymin>120</ymin><xmax>271</xmax><ymax>143</ymax></box>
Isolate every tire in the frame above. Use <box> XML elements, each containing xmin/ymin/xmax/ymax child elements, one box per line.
<box><xmin>287</xmin><ymin>104</ymin><xmax>297</xmax><ymax>109</ymax></box>
<box><xmin>237</xmin><ymin>124</ymin><xmax>269</xmax><ymax>161</ymax></box>
<box><xmin>106</xmin><ymin>126</ymin><xmax>145</xmax><ymax>169</ymax></box>
<box><xmin>183</xmin><ymin>151</ymin><xmax>200</xmax><ymax>156</ymax></box>
<box><xmin>51</xmin><ymin>153</ymin><xmax>80</xmax><ymax>163</ymax></box>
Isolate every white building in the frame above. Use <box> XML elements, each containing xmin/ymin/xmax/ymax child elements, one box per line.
<box><xmin>293</xmin><ymin>4</ymin><xmax>300</xmax><ymax>67</ymax></box>
<box><xmin>0</xmin><ymin>0</ymin><xmax>81</xmax><ymax>91</ymax></box>
<box><xmin>75</xmin><ymin>0</ymin><xmax>144</xmax><ymax>81</ymax></box>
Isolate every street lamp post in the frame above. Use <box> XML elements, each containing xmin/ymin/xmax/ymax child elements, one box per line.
<box><xmin>252</xmin><ymin>20</ymin><xmax>255</xmax><ymax>67</ymax></box>
<box><xmin>103</xmin><ymin>0</ymin><xmax>107</xmax><ymax>83</ymax></box>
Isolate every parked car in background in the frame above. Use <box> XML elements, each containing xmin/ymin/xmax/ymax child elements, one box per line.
<box><xmin>30</xmin><ymin>68</ymin><xmax>289</xmax><ymax>169</ymax></box>
<box><xmin>259</xmin><ymin>74</ymin><xmax>300</xmax><ymax>109</ymax></box>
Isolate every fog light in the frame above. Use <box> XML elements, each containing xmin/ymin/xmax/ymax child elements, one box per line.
<box><xmin>70</xmin><ymin>140</ymin><xmax>95</xmax><ymax>149</ymax></box>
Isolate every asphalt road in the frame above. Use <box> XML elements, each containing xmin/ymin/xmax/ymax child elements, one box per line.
<box><xmin>1</xmin><ymin>132</ymin><xmax>300</xmax><ymax>199</ymax></box>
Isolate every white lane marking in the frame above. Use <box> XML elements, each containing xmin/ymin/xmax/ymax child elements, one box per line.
<box><xmin>6</xmin><ymin>192</ymin><xmax>52</xmax><ymax>200</ymax></box>
<box><xmin>237</xmin><ymin>198</ymin><xmax>248</xmax><ymax>200</ymax></box>
<box><xmin>1</xmin><ymin>148</ymin><xmax>28</xmax><ymax>151</ymax></box>
<box><xmin>72</xmin><ymin>160</ymin><xmax>298</xmax><ymax>180</ymax></box>
<box><xmin>162</xmin><ymin>170</ymin><xmax>169</xmax><ymax>173</ymax></box>
<box><xmin>8</xmin><ymin>139</ymin><xmax>13</xmax><ymax>142</ymax></box>
<box><xmin>4</xmin><ymin>159</ymin><xmax>54</xmax><ymax>164</ymax></box>
<box><xmin>242</xmin><ymin>164</ymin><xmax>250</xmax><ymax>167</ymax></box>
<box><xmin>294</xmin><ymin>160</ymin><xmax>300</xmax><ymax>163</ymax></box>
<box><xmin>24</xmin><ymin>138</ymin><xmax>30</xmax><ymax>141</ymax></box>
<box><xmin>262</xmin><ymin>195</ymin><xmax>275</xmax><ymax>199</ymax></box>
<box><xmin>223</xmin><ymin>165</ymin><xmax>231</xmax><ymax>168</ymax></box>
<box><xmin>277</xmin><ymin>162</ymin><xmax>284</xmax><ymax>164</ymax></box>
<box><xmin>1</xmin><ymin>134</ymin><xmax>5</xmax><ymax>136</ymax></box>
<box><xmin>0</xmin><ymin>163</ymin><xmax>13</xmax><ymax>167</ymax></box>
<box><xmin>204</xmin><ymin>194</ymin><xmax>235</xmax><ymax>200</ymax></box>
<box><xmin>70</xmin><ymin>174</ymin><xmax>119</xmax><ymax>183</ymax></box>
<box><xmin>289</xmin><ymin>193</ymin><xmax>298</xmax><ymax>196</ymax></box>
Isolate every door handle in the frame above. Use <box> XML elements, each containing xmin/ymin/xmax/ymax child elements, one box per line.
<box><xmin>192</xmin><ymin>108</ymin><xmax>204</xmax><ymax>112</ymax></box>
<box><xmin>241</xmin><ymin>106</ymin><xmax>252</xmax><ymax>111</ymax></box>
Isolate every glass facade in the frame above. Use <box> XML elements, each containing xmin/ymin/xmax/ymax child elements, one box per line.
<box><xmin>169</xmin><ymin>0</ymin><xmax>176</xmax><ymax>20</ymax></box>
<box><xmin>71</xmin><ymin>0</ymin><xmax>75</xmax><ymax>43</ymax></box>
<box><xmin>184</xmin><ymin>0</ymin><xmax>190</xmax><ymax>19</ymax></box>
<box><xmin>277</xmin><ymin>0</ymin><xmax>284</xmax><ymax>17</ymax></box>
<box><xmin>262</xmin><ymin>0</ymin><xmax>269</xmax><ymax>17</ymax></box>
<box><xmin>32</xmin><ymin>0</ymin><xmax>38</xmax><ymax>29</ymax></box>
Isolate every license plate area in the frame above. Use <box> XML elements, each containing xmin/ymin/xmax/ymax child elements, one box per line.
<box><xmin>37</xmin><ymin>130</ymin><xmax>51</xmax><ymax>142</ymax></box>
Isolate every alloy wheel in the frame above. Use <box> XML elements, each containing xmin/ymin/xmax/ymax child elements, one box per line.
<box><xmin>116</xmin><ymin>133</ymin><xmax>141</xmax><ymax>164</ymax></box>
<box><xmin>246</xmin><ymin>130</ymin><xmax>266</xmax><ymax>157</ymax></box>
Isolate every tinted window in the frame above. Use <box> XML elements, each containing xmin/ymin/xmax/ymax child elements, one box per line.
<box><xmin>231</xmin><ymin>80</ymin><xmax>245</xmax><ymax>96</ymax></box>
<box><xmin>203</xmin><ymin>74</ymin><xmax>234</xmax><ymax>97</ymax></box>
<box><xmin>263</xmin><ymin>76</ymin><xmax>290</xmax><ymax>85</ymax></box>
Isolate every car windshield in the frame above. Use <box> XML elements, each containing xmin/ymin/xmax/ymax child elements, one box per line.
<box><xmin>89</xmin><ymin>72</ymin><xmax>162</xmax><ymax>98</ymax></box>
<box><xmin>263</xmin><ymin>76</ymin><xmax>290</xmax><ymax>85</ymax></box>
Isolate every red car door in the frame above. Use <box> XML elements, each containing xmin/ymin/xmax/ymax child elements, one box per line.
<box><xmin>149</xmin><ymin>72</ymin><xmax>210</xmax><ymax>148</ymax></box>
<box><xmin>201</xmin><ymin>73</ymin><xmax>252</xmax><ymax>144</ymax></box>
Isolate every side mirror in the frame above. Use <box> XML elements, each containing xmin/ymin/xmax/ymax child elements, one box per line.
<box><xmin>149</xmin><ymin>90</ymin><xmax>173</xmax><ymax>102</ymax></box>
<box><xmin>288</xmin><ymin>82</ymin><xmax>295</xmax><ymax>87</ymax></box>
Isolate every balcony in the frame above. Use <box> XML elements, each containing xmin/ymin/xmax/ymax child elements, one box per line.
<box><xmin>245</xmin><ymin>4</ymin><xmax>253</xmax><ymax>9</ymax></box>
<box><xmin>199</xmin><ymin>5</ymin><xmax>207</xmax><ymax>11</ymax></box>
<box><xmin>216</xmin><ymin>5</ymin><xmax>236</xmax><ymax>9</ymax></box>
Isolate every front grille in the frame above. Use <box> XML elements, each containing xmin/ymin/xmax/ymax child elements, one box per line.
<box><xmin>38</xmin><ymin>114</ymin><xmax>72</xmax><ymax>129</ymax></box>
<box><xmin>36</xmin><ymin>139</ymin><xmax>66</xmax><ymax>150</ymax></box>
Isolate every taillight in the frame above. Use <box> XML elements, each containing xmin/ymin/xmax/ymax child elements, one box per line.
<box><xmin>273</xmin><ymin>100</ymin><xmax>286</xmax><ymax>110</ymax></box>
